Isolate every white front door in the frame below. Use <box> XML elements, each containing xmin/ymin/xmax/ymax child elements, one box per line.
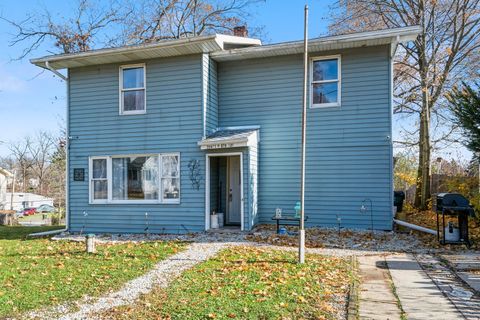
<box><xmin>227</xmin><ymin>156</ymin><xmax>241</xmax><ymax>225</ymax></box>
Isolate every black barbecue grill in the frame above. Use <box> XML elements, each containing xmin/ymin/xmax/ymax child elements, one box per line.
<box><xmin>434</xmin><ymin>193</ymin><xmax>475</xmax><ymax>247</ymax></box>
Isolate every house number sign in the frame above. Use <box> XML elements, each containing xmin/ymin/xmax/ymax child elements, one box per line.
<box><xmin>206</xmin><ymin>143</ymin><xmax>235</xmax><ymax>150</ymax></box>
<box><xmin>73</xmin><ymin>168</ymin><xmax>85</xmax><ymax>181</ymax></box>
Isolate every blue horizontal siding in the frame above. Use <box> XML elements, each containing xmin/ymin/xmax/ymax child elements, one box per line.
<box><xmin>68</xmin><ymin>55</ymin><xmax>208</xmax><ymax>234</ymax></box>
<box><xmin>218</xmin><ymin>45</ymin><xmax>393</xmax><ymax>230</ymax></box>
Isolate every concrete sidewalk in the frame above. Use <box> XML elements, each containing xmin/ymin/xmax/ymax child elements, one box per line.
<box><xmin>357</xmin><ymin>255</ymin><xmax>402</xmax><ymax>320</ymax></box>
<box><xmin>387</xmin><ymin>254</ymin><xmax>463</xmax><ymax>320</ymax></box>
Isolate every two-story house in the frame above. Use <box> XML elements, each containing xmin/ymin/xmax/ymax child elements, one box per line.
<box><xmin>31</xmin><ymin>26</ymin><xmax>420</xmax><ymax>234</ymax></box>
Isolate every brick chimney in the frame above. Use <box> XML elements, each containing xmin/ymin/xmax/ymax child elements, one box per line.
<box><xmin>233</xmin><ymin>26</ymin><xmax>248</xmax><ymax>37</ymax></box>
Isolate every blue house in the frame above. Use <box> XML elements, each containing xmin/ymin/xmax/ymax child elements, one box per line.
<box><xmin>31</xmin><ymin>26</ymin><xmax>420</xmax><ymax>234</ymax></box>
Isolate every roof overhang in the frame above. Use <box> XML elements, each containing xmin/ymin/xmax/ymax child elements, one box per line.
<box><xmin>198</xmin><ymin>127</ymin><xmax>259</xmax><ymax>150</ymax></box>
<box><xmin>0</xmin><ymin>168</ymin><xmax>13</xmax><ymax>177</ymax></box>
<box><xmin>211</xmin><ymin>26</ymin><xmax>421</xmax><ymax>61</ymax></box>
<box><xmin>30</xmin><ymin>26</ymin><xmax>420</xmax><ymax>69</ymax></box>
<box><xmin>30</xmin><ymin>34</ymin><xmax>261</xmax><ymax>70</ymax></box>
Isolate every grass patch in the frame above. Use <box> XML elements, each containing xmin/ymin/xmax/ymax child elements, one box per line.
<box><xmin>0</xmin><ymin>225</ymin><xmax>65</xmax><ymax>240</ymax></box>
<box><xmin>0</xmin><ymin>226</ymin><xmax>184</xmax><ymax>317</ymax></box>
<box><xmin>101</xmin><ymin>246</ymin><xmax>356</xmax><ymax>320</ymax></box>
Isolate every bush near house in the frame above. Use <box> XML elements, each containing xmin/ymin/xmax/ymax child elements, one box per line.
<box><xmin>100</xmin><ymin>246</ymin><xmax>356</xmax><ymax>320</ymax></box>
<box><xmin>0</xmin><ymin>226</ymin><xmax>185</xmax><ymax>317</ymax></box>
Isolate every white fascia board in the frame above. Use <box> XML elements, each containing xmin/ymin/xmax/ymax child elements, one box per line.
<box><xmin>211</xmin><ymin>26</ymin><xmax>421</xmax><ymax>61</ymax></box>
<box><xmin>30</xmin><ymin>34</ymin><xmax>262</xmax><ymax>70</ymax></box>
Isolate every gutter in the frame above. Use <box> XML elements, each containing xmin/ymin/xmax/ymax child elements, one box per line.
<box><xmin>43</xmin><ymin>61</ymin><xmax>69</xmax><ymax>234</ymax></box>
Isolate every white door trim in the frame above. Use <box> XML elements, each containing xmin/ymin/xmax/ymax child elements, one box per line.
<box><xmin>205</xmin><ymin>152</ymin><xmax>244</xmax><ymax>231</ymax></box>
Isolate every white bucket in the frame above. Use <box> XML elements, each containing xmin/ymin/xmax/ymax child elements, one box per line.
<box><xmin>445</xmin><ymin>223</ymin><xmax>460</xmax><ymax>242</ymax></box>
<box><xmin>217</xmin><ymin>213</ymin><xmax>224</xmax><ymax>228</ymax></box>
<box><xmin>210</xmin><ymin>214</ymin><xmax>219</xmax><ymax>229</ymax></box>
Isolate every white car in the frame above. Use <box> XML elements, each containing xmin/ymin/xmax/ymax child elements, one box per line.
<box><xmin>36</xmin><ymin>204</ymin><xmax>55</xmax><ymax>213</ymax></box>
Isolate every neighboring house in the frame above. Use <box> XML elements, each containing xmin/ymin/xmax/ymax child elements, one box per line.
<box><xmin>6</xmin><ymin>193</ymin><xmax>54</xmax><ymax>211</ymax></box>
<box><xmin>0</xmin><ymin>168</ymin><xmax>13</xmax><ymax>210</ymax></box>
<box><xmin>31</xmin><ymin>26</ymin><xmax>421</xmax><ymax>234</ymax></box>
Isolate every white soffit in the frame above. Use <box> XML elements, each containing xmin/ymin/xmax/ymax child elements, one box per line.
<box><xmin>30</xmin><ymin>35</ymin><xmax>261</xmax><ymax>70</ymax></box>
<box><xmin>211</xmin><ymin>26</ymin><xmax>421</xmax><ymax>61</ymax></box>
<box><xmin>30</xmin><ymin>26</ymin><xmax>420</xmax><ymax>69</ymax></box>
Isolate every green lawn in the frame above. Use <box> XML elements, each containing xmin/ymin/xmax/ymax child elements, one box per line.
<box><xmin>18</xmin><ymin>213</ymin><xmax>55</xmax><ymax>223</ymax></box>
<box><xmin>100</xmin><ymin>246</ymin><xmax>356</xmax><ymax>320</ymax></box>
<box><xmin>0</xmin><ymin>226</ymin><xmax>184</xmax><ymax>317</ymax></box>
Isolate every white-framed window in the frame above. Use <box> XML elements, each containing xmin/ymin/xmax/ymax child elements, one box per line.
<box><xmin>89</xmin><ymin>153</ymin><xmax>180</xmax><ymax>204</ymax></box>
<box><xmin>161</xmin><ymin>154</ymin><xmax>180</xmax><ymax>203</ymax></box>
<box><xmin>310</xmin><ymin>55</ymin><xmax>341</xmax><ymax>108</ymax></box>
<box><xmin>91</xmin><ymin>157</ymin><xmax>108</xmax><ymax>202</ymax></box>
<box><xmin>119</xmin><ymin>64</ymin><xmax>146</xmax><ymax>115</ymax></box>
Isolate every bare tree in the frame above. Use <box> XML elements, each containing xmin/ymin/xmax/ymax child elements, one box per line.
<box><xmin>122</xmin><ymin>0</ymin><xmax>264</xmax><ymax>44</ymax></box>
<box><xmin>329</xmin><ymin>0</ymin><xmax>480</xmax><ymax>209</ymax></box>
<box><xmin>8</xmin><ymin>138</ymin><xmax>34</xmax><ymax>193</ymax></box>
<box><xmin>1</xmin><ymin>0</ymin><xmax>129</xmax><ymax>58</ymax></box>
<box><xmin>28</xmin><ymin>131</ymin><xmax>55</xmax><ymax>195</ymax></box>
<box><xmin>2</xmin><ymin>0</ymin><xmax>263</xmax><ymax>59</ymax></box>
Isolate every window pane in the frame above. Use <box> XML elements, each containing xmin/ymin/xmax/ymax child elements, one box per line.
<box><xmin>312</xmin><ymin>82</ymin><xmax>338</xmax><ymax>104</ymax></box>
<box><xmin>162</xmin><ymin>155</ymin><xmax>179</xmax><ymax>177</ymax></box>
<box><xmin>112</xmin><ymin>156</ymin><xmax>158</xmax><ymax>200</ymax></box>
<box><xmin>313</xmin><ymin>59</ymin><xmax>338</xmax><ymax>81</ymax></box>
<box><xmin>123</xmin><ymin>90</ymin><xmax>145</xmax><ymax>112</ymax></box>
<box><xmin>93</xmin><ymin>180</ymin><xmax>108</xmax><ymax>199</ymax></box>
<box><xmin>162</xmin><ymin>178</ymin><xmax>180</xmax><ymax>199</ymax></box>
<box><xmin>92</xmin><ymin>159</ymin><xmax>107</xmax><ymax>179</ymax></box>
<box><xmin>123</xmin><ymin>67</ymin><xmax>144</xmax><ymax>89</ymax></box>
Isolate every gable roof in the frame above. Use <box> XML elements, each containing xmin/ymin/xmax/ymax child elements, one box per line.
<box><xmin>198</xmin><ymin>126</ymin><xmax>259</xmax><ymax>150</ymax></box>
<box><xmin>30</xmin><ymin>26</ymin><xmax>421</xmax><ymax>70</ymax></box>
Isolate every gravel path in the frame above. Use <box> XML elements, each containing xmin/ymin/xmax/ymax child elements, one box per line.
<box><xmin>25</xmin><ymin>228</ymin><xmax>418</xmax><ymax>320</ymax></box>
<box><xmin>25</xmin><ymin>242</ymin><xmax>229</xmax><ymax>320</ymax></box>
<box><xmin>416</xmin><ymin>254</ymin><xmax>480</xmax><ymax>319</ymax></box>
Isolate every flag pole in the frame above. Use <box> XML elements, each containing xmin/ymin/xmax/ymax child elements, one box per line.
<box><xmin>299</xmin><ymin>4</ymin><xmax>308</xmax><ymax>264</ymax></box>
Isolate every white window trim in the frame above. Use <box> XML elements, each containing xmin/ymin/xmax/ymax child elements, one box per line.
<box><xmin>160</xmin><ymin>153</ymin><xmax>181</xmax><ymax>204</ymax></box>
<box><xmin>89</xmin><ymin>153</ymin><xmax>180</xmax><ymax>205</ymax></box>
<box><xmin>310</xmin><ymin>55</ymin><xmax>341</xmax><ymax>108</ymax></box>
<box><xmin>119</xmin><ymin>63</ymin><xmax>147</xmax><ymax>115</ymax></box>
<box><xmin>89</xmin><ymin>156</ymin><xmax>110</xmax><ymax>204</ymax></box>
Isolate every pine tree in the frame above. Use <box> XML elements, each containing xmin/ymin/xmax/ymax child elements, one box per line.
<box><xmin>447</xmin><ymin>83</ymin><xmax>480</xmax><ymax>157</ymax></box>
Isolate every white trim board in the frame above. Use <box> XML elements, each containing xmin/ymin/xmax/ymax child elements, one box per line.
<box><xmin>205</xmin><ymin>152</ymin><xmax>244</xmax><ymax>231</ymax></box>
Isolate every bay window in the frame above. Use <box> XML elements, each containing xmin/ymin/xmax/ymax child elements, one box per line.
<box><xmin>310</xmin><ymin>56</ymin><xmax>341</xmax><ymax>108</ymax></box>
<box><xmin>89</xmin><ymin>153</ymin><xmax>180</xmax><ymax>204</ymax></box>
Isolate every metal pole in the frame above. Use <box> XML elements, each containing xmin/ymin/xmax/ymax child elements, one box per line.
<box><xmin>299</xmin><ymin>4</ymin><xmax>308</xmax><ymax>264</ymax></box>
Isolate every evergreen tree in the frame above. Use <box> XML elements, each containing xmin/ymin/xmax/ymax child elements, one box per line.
<box><xmin>447</xmin><ymin>83</ymin><xmax>480</xmax><ymax>157</ymax></box>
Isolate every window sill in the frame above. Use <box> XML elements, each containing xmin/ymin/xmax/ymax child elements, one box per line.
<box><xmin>310</xmin><ymin>103</ymin><xmax>341</xmax><ymax>109</ymax></box>
<box><xmin>89</xmin><ymin>200</ymin><xmax>180</xmax><ymax>205</ymax></box>
<box><xmin>119</xmin><ymin>110</ymin><xmax>146</xmax><ymax>116</ymax></box>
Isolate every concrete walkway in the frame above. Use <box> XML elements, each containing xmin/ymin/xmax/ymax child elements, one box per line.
<box><xmin>357</xmin><ymin>255</ymin><xmax>402</xmax><ymax>320</ymax></box>
<box><xmin>387</xmin><ymin>254</ymin><xmax>463</xmax><ymax>320</ymax></box>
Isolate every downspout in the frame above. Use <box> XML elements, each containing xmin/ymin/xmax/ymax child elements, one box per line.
<box><xmin>30</xmin><ymin>61</ymin><xmax>69</xmax><ymax>236</ymax></box>
<box><xmin>389</xmin><ymin>36</ymin><xmax>400</xmax><ymax>230</ymax></box>
<box><xmin>393</xmin><ymin>219</ymin><xmax>437</xmax><ymax>235</ymax></box>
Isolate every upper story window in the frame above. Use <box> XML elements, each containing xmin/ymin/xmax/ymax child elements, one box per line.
<box><xmin>120</xmin><ymin>64</ymin><xmax>146</xmax><ymax>115</ymax></box>
<box><xmin>310</xmin><ymin>56</ymin><xmax>341</xmax><ymax>108</ymax></box>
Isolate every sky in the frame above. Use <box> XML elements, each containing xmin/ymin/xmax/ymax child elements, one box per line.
<box><xmin>0</xmin><ymin>0</ymin><xmax>471</xmax><ymax>161</ymax></box>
